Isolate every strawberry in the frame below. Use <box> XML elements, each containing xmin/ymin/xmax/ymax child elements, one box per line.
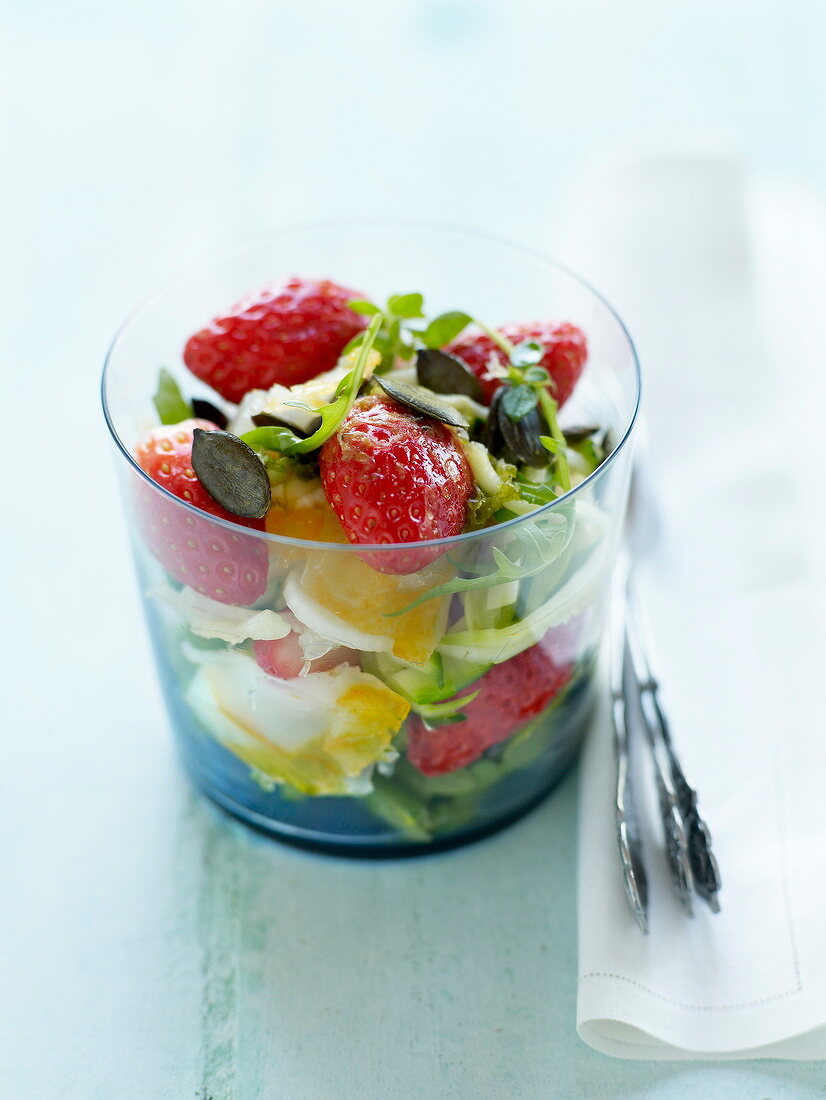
<box><xmin>319</xmin><ymin>395</ymin><xmax>474</xmax><ymax>575</ymax></box>
<box><xmin>406</xmin><ymin>634</ymin><xmax>573</xmax><ymax>776</ymax></box>
<box><xmin>447</xmin><ymin>322</ymin><xmax>587</xmax><ymax>405</ymax></box>
<box><xmin>183</xmin><ymin>276</ymin><xmax>368</xmax><ymax>403</ymax></box>
<box><xmin>254</xmin><ymin>633</ymin><xmax>350</xmax><ymax>679</ymax></box>
<box><xmin>135</xmin><ymin>419</ymin><xmax>268</xmax><ymax>605</ymax></box>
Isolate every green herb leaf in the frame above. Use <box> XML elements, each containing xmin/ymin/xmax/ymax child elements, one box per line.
<box><xmin>241</xmin><ymin>314</ymin><xmax>381</xmax><ymax>455</ymax></box>
<box><xmin>501</xmin><ymin>383</ymin><xmax>539</xmax><ymax>421</ymax></box>
<box><xmin>539</xmin><ymin>435</ymin><xmax>561</xmax><ymax>454</ymax></box>
<box><xmin>153</xmin><ymin>368</ymin><xmax>193</xmax><ymax>425</ymax></box>
<box><xmin>412</xmin><ymin>689</ymin><xmax>481</xmax><ymax>728</ymax></box>
<box><xmin>510</xmin><ymin>340</ymin><xmax>544</xmax><ymax>368</ymax></box>
<box><xmin>386</xmin><ymin>523</ymin><xmax>569</xmax><ymax>616</ymax></box>
<box><xmin>348</xmin><ymin>299</ymin><xmax>381</xmax><ymax>316</ymax></box>
<box><xmin>386</xmin><ymin>292</ymin><xmax>425</xmax><ymax>319</ymax></box>
<box><xmin>418</xmin><ymin>311</ymin><xmax>473</xmax><ymax>348</ymax></box>
<box><xmin>522</xmin><ymin>365</ymin><xmax>550</xmax><ymax>385</ymax></box>
<box><xmin>516</xmin><ymin>480</ymin><xmax>558</xmax><ymax>505</ymax></box>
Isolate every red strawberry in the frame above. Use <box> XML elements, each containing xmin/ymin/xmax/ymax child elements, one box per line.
<box><xmin>254</xmin><ymin>633</ymin><xmax>350</xmax><ymax>679</ymax></box>
<box><xmin>135</xmin><ymin>419</ymin><xmax>268</xmax><ymax>605</ymax></box>
<box><xmin>406</xmin><ymin>634</ymin><xmax>573</xmax><ymax>776</ymax></box>
<box><xmin>447</xmin><ymin>322</ymin><xmax>587</xmax><ymax>405</ymax></box>
<box><xmin>319</xmin><ymin>396</ymin><xmax>474</xmax><ymax>575</ymax></box>
<box><xmin>183</xmin><ymin>276</ymin><xmax>368</xmax><ymax>403</ymax></box>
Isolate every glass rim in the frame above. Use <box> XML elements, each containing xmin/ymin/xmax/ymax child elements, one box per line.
<box><xmin>100</xmin><ymin>218</ymin><xmax>642</xmax><ymax>554</ymax></box>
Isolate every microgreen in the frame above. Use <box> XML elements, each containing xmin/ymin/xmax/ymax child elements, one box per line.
<box><xmin>480</xmin><ymin>330</ymin><xmax>572</xmax><ymax>492</ymax></box>
<box><xmin>501</xmin><ymin>383</ymin><xmax>538</xmax><ymax>421</ymax></box>
<box><xmin>344</xmin><ymin>291</ymin><xmax>427</xmax><ymax>370</ymax></box>
<box><xmin>386</xmin><ymin>292</ymin><xmax>425</xmax><ymax>319</ymax></box>
<box><xmin>240</xmin><ymin>314</ymin><xmax>381</xmax><ymax>455</ymax></box>
<box><xmin>386</xmin><ymin>523</ymin><xmax>569</xmax><ymax>616</ymax></box>
<box><xmin>417</xmin><ymin>311</ymin><xmax>473</xmax><ymax>348</ymax></box>
<box><xmin>348</xmin><ymin>300</ymin><xmax>382</xmax><ymax>317</ymax></box>
<box><xmin>412</xmin><ymin>690</ymin><xmax>481</xmax><ymax>729</ymax></box>
<box><xmin>153</xmin><ymin>368</ymin><xmax>193</xmax><ymax>425</ymax></box>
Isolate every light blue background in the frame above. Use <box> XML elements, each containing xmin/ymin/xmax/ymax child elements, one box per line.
<box><xmin>2</xmin><ymin>2</ymin><xmax>824</xmax><ymax>1096</ymax></box>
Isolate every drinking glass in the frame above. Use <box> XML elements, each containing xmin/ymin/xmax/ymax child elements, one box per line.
<box><xmin>102</xmin><ymin>223</ymin><xmax>640</xmax><ymax>855</ymax></box>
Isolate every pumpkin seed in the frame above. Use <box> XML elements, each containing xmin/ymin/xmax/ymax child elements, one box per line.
<box><xmin>192</xmin><ymin>398</ymin><xmax>228</xmax><ymax>430</ymax></box>
<box><xmin>374</xmin><ymin>375</ymin><xmax>469</xmax><ymax>429</ymax></box>
<box><xmin>191</xmin><ymin>429</ymin><xmax>272</xmax><ymax>519</ymax></box>
<box><xmin>415</xmin><ymin>348</ymin><xmax>486</xmax><ymax>402</ymax></box>
<box><xmin>493</xmin><ymin>388</ymin><xmax>551</xmax><ymax>467</ymax></box>
<box><xmin>562</xmin><ymin>424</ymin><xmax>601</xmax><ymax>445</ymax></box>
<box><xmin>251</xmin><ymin>411</ymin><xmax>323</xmax><ymax>438</ymax></box>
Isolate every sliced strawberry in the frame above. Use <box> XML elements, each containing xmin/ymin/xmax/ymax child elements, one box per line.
<box><xmin>447</xmin><ymin>321</ymin><xmax>587</xmax><ymax>405</ymax></box>
<box><xmin>135</xmin><ymin>419</ymin><xmax>268</xmax><ymax>605</ymax></box>
<box><xmin>406</xmin><ymin>633</ymin><xmax>574</xmax><ymax>776</ymax></box>
<box><xmin>183</xmin><ymin>276</ymin><xmax>368</xmax><ymax>402</ymax></box>
<box><xmin>319</xmin><ymin>395</ymin><xmax>474</xmax><ymax>575</ymax></box>
<box><xmin>253</xmin><ymin>633</ymin><xmax>350</xmax><ymax>679</ymax></box>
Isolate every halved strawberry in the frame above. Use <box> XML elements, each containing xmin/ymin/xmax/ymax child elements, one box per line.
<box><xmin>135</xmin><ymin>419</ymin><xmax>268</xmax><ymax>605</ymax></box>
<box><xmin>447</xmin><ymin>322</ymin><xmax>587</xmax><ymax>405</ymax></box>
<box><xmin>406</xmin><ymin>634</ymin><xmax>573</xmax><ymax>776</ymax></box>
<box><xmin>183</xmin><ymin>276</ymin><xmax>368</xmax><ymax>402</ymax></box>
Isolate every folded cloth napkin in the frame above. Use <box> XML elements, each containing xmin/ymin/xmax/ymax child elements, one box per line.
<box><xmin>561</xmin><ymin>146</ymin><xmax>826</xmax><ymax>1059</ymax></box>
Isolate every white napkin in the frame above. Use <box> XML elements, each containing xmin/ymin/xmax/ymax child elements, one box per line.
<box><xmin>560</xmin><ymin>146</ymin><xmax>826</xmax><ymax>1059</ymax></box>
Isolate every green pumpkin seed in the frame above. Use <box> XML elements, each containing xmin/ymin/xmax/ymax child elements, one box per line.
<box><xmin>562</xmin><ymin>424</ymin><xmax>601</xmax><ymax>445</ymax></box>
<box><xmin>374</xmin><ymin>375</ymin><xmax>469</xmax><ymax>429</ymax></box>
<box><xmin>251</xmin><ymin>411</ymin><xmax>323</xmax><ymax>438</ymax></box>
<box><xmin>191</xmin><ymin>429</ymin><xmax>272</xmax><ymax>519</ymax></box>
<box><xmin>415</xmin><ymin>349</ymin><xmax>486</xmax><ymax>402</ymax></box>
<box><xmin>192</xmin><ymin>398</ymin><xmax>228</xmax><ymax>430</ymax></box>
<box><xmin>493</xmin><ymin>388</ymin><xmax>551</xmax><ymax>467</ymax></box>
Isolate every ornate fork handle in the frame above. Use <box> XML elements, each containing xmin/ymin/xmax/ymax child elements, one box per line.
<box><xmin>625</xmin><ymin>593</ymin><xmax>722</xmax><ymax>916</ymax></box>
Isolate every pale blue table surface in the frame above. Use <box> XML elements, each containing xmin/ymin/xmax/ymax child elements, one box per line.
<box><xmin>2</xmin><ymin>2</ymin><xmax>825</xmax><ymax>1095</ymax></box>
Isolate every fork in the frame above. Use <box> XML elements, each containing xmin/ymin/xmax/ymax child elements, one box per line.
<box><xmin>611</xmin><ymin>462</ymin><xmax>721</xmax><ymax>930</ymax></box>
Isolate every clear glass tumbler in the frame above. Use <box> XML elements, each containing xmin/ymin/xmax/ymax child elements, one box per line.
<box><xmin>102</xmin><ymin>223</ymin><xmax>640</xmax><ymax>855</ymax></box>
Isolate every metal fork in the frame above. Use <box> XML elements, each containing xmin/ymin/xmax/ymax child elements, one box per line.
<box><xmin>611</xmin><ymin>464</ymin><xmax>721</xmax><ymax>930</ymax></box>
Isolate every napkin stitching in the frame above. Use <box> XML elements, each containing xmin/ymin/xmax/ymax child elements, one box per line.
<box><xmin>580</xmin><ymin>664</ymin><xmax>804</xmax><ymax>1013</ymax></box>
<box><xmin>577</xmin><ymin>971</ymin><xmax>801</xmax><ymax>1012</ymax></box>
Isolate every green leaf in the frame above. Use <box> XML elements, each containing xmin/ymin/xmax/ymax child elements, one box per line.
<box><xmin>419</xmin><ymin>311</ymin><xmax>473</xmax><ymax>348</ymax></box>
<box><xmin>567</xmin><ymin>435</ymin><xmax>605</xmax><ymax>476</ymax></box>
<box><xmin>348</xmin><ymin>299</ymin><xmax>381</xmax><ymax>316</ymax></box>
<box><xmin>386</xmin><ymin>292</ymin><xmax>425</xmax><ymax>319</ymax></box>
<box><xmin>539</xmin><ymin>435</ymin><xmax>561</xmax><ymax>454</ymax></box>
<box><xmin>510</xmin><ymin>340</ymin><xmax>544</xmax><ymax>368</ymax></box>
<box><xmin>412</xmin><ymin>689</ymin><xmax>481</xmax><ymax>728</ymax></box>
<box><xmin>523</xmin><ymin>365</ymin><xmax>550</xmax><ymax>385</ymax></box>
<box><xmin>386</xmin><ymin>522</ymin><xmax>569</xmax><ymax>616</ymax></box>
<box><xmin>153</xmin><ymin>368</ymin><xmax>193</xmax><ymax>425</ymax></box>
<box><xmin>241</xmin><ymin>314</ymin><xmax>381</xmax><ymax>455</ymax></box>
<box><xmin>501</xmin><ymin>383</ymin><xmax>538</xmax><ymax>421</ymax></box>
<box><xmin>516</xmin><ymin>480</ymin><xmax>557</xmax><ymax>505</ymax></box>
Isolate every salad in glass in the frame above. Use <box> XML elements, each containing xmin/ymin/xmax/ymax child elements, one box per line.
<box><xmin>103</xmin><ymin>225</ymin><xmax>639</xmax><ymax>854</ymax></box>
